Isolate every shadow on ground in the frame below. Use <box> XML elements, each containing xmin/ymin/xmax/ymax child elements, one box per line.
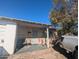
<box><xmin>0</xmin><ymin>56</ymin><xmax>8</xmax><ymax>59</ymax></box>
<box><xmin>52</xmin><ymin>43</ymin><xmax>72</xmax><ymax>59</ymax></box>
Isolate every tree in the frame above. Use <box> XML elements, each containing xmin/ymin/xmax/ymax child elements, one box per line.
<box><xmin>49</xmin><ymin>0</ymin><xmax>78</xmax><ymax>36</ymax></box>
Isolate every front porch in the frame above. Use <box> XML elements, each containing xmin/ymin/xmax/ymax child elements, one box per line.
<box><xmin>15</xmin><ymin>22</ymin><xmax>54</xmax><ymax>53</ymax></box>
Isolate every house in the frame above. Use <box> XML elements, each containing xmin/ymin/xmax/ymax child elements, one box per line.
<box><xmin>0</xmin><ymin>17</ymin><xmax>54</xmax><ymax>55</ymax></box>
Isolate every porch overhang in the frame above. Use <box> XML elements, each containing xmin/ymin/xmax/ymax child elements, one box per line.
<box><xmin>0</xmin><ymin>17</ymin><xmax>51</xmax><ymax>28</ymax></box>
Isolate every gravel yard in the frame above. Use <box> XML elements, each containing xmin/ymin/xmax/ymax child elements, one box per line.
<box><xmin>8</xmin><ymin>48</ymin><xmax>67</xmax><ymax>59</ymax></box>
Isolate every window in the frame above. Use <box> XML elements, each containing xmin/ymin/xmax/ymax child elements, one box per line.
<box><xmin>27</xmin><ymin>31</ymin><xmax>32</xmax><ymax>38</ymax></box>
<box><xmin>32</xmin><ymin>30</ymin><xmax>38</xmax><ymax>38</ymax></box>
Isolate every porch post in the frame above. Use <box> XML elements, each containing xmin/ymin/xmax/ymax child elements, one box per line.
<box><xmin>46</xmin><ymin>27</ymin><xmax>49</xmax><ymax>48</ymax></box>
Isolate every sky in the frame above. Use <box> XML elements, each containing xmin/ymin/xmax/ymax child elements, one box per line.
<box><xmin>0</xmin><ymin>0</ymin><xmax>53</xmax><ymax>24</ymax></box>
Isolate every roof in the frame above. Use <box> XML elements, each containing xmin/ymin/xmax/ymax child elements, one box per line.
<box><xmin>0</xmin><ymin>16</ymin><xmax>51</xmax><ymax>26</ymax></box>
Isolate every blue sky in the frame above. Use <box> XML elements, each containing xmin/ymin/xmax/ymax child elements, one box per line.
<box><xmin>0</xmin><ymin>0</ymin><xmax>53</xmax><ymax>24</ymax></box>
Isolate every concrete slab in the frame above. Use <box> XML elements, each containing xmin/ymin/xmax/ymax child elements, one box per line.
<box><xmin>16</xmin><ymin>44</ymin><xmax>47</xmax><ymax>54</ymax></box>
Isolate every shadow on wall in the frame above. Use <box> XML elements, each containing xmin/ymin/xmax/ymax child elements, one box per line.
<box><xmin>15</xmin><ymin>38</ymin><xmax>25</xmax><ymax>52</ymax></box>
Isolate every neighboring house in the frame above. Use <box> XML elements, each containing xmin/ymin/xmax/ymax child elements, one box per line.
<box><xmin>0</xmin><ymin>17</ymin><xmax>54</xmax><ymax>55</ymax></box>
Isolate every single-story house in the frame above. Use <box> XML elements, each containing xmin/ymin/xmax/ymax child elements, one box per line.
<box><xmin>0</xmin><ymin>17</ymin><xmax>55</xmax><ymax>55</ymax></box>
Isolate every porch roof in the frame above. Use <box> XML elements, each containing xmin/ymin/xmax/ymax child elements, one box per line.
<box><xmin>0</xmin><ymin>17</ymin><xmax>53</xmax><ymax>28</ymax></box>
<box><xmin>0</xmin><ymin>16</ymin><xmax>51</xmax><ymax>25</ymax></box>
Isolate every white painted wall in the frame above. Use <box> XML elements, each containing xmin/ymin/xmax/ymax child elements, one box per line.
<box><xmin>0</xmin><ymin>20</ymin><xmax>17</xmax><ymax>55</ymax></box>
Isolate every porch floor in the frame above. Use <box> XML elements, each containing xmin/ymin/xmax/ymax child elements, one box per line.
<box><xmin>15</xmin><ymin>44</ymin><xmax>47</xmax><ymax>54</ymax></box>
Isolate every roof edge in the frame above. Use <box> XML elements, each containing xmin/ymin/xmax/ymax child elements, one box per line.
<box><xmin>0</xmin><ymin>16</ymin><xmax>51</xmax><ymax>26</ymax></box>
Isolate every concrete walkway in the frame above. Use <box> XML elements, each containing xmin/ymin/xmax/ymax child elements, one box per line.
<box><xmin>16</xmin><ymin>44</ymin><xmax>47</xmax><ymax>54</ymax></box>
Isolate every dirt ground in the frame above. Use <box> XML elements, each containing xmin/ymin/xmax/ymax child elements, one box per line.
<box><xmin>8</xmin><ymin>48</ymin><xmax>67</xmax><ymax>59</ymax></box>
